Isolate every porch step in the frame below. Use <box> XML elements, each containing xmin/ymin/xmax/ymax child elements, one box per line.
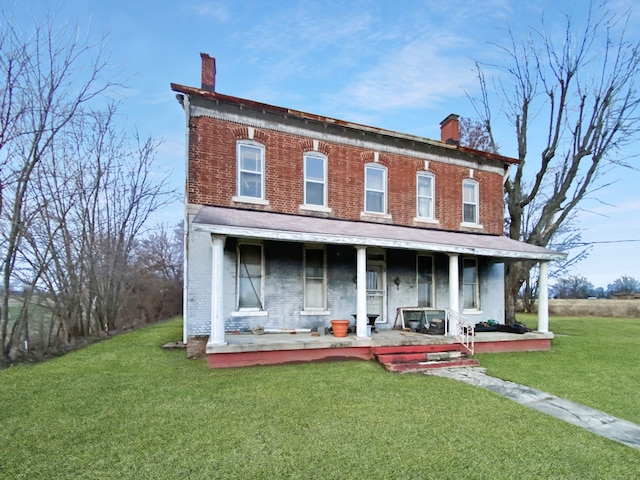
<box><xmin>381</xmin><ymin>358</ymin><xmax>480</xmax><ymax>373</ymax></box>
<box><xmin>376</xmin><ymin>351</ymin><xmax>464</xmax><ymax>364</ymax></box>
<box><xmin>373</xmin><ymin>345</ymin><xmax>478</xmax><ymax>373</ymax></box>
<box><xmin>372</xmin><ymin>344</ymin><xmax>466</xmax><ymax>356</ymax></box>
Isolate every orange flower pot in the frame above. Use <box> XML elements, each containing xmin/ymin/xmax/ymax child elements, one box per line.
<box><xmin>330</xmin><ymin>320</ymin><xmax>350</xmax><ymax>337</ymax></box>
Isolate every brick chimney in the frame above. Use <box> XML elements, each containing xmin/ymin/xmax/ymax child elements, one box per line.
<box><xmin>200</xmin><ymin>53</ymin><xmax>216</xmax><ymax>92</ymax></box>
<box><xmin>440</xmin><ymin>114</ymin><xmax>460</xmax><ymax>146</ymax></box>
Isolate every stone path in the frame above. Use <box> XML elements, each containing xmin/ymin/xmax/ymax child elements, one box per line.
<box><xmin>424</xmin><ymin>367</ymin><xmax>640</xmax><ymax>450</ymax></box>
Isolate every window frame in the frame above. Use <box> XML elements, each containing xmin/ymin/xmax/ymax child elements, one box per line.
<box><xmin>303</xmin><ymin>245</ymin><xmax>327</xmax><ymax>311</ymax></box>
<box><xmin>236</xmin><ymin>241</ymin><xmax>265</xmax><ymax>312</ymax></box>
<box><xmin>236</xmin><ymin>140</ymin><xmax>265</xmax><ymax>201</ymax></box>
<box><xmin>364</xmin><ymin>163</ymin><xmax>387</xmax><ymax>214</ymax></box>
<box><xmin>303</xmin><ymin>152</ymin><xmax>328</xmax><ymax>208</ymax></box>
<box><xmin>416</xmin><ymin>171</ymin><xmax>435</xmax><ymax>220</ymax></box>
<box><xmin>416</xmin><ymin>254</ymin><xmax>434</xmax><ymax>308</ymax></box>
<box><xmin>462</xmin><ymin>179</ymin><xmax>479</xmax><ymax>225</ymax></box>
<box><xmin>462</xmin><ymin>257</ymin><xmax>479</xmax><ymax>311</ymax></box>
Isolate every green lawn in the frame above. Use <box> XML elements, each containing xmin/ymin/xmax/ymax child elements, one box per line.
<box><xmin>478</xmin><ymin>314</ymin><xmax>640</xmax><ymax>426</ymax></box>
<box><xmin>1</xmin><ymin>317</ymin><xmax>639</xmax><ymax>479</ymax></box>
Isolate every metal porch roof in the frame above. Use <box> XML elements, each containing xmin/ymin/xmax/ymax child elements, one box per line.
<box><xmin>192</xmin><ymin>206</ymin><xmax>566</xmax><ymax>262</ymax></box>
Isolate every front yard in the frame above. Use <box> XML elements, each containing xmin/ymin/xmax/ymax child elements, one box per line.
<box><xmin>0</xmin><ymin>316</ymin><xmax>638</xmax><ymax>479</ymax></box>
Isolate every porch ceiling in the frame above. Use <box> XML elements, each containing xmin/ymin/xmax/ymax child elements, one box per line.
<box><xmin>192</xmin><ymin>205</ymin><xmax>566</xmax><ymax>261</ymax></box>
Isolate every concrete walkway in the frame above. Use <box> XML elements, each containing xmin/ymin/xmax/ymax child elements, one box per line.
<box><xmin>424</xmin><ymin>367</ymin><xmax>640</xmax><ymax>450</ymax></box>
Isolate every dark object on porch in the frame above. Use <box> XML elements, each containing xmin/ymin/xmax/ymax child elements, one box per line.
<box><xmin>417</xmin><ymin>319</ymin><xmax>445</xmax><ymax>335</ymax></box>
<box><xmin>351</xmin><ymin>314</ymin><xmax>379</xmax><ymax>333</ymax></box>
<box><xmin>496</xmin><ymin>323</ymin><xmax>531</xmax><ymax>334</ymax></box>
<box><xmin>475</xmin><ymin>321</ymin><xmax>498</xmax><ymax>332</ymax></box>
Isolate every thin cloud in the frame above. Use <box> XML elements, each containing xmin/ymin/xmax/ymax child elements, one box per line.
<box><xmin>339</xmin><ymin>35</ymin><xmax>479</xmax><ymax>111</ymax></box>
<box><xmin>188</xmin><ymin>1</ymin><xmax>230</xmax><ymax>22</ymax></box>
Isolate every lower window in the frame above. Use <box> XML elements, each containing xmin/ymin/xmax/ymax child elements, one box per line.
<box><xmin>237</xmin><ymin>242</ymin><xmax>264</xmax><ymax>310</ymax></box>
<box><xmin>304</xmin><ymin>247</ymin><xmax>326</xmax><ymax>310</ymax></box>
<box><xmin>417</xmin><ymin>255</ymin><xmax>434</xmax><ymax>308</ymax></box>
<box><xmin>462</xmin><ymin>258</ymin><xmax>479</xmax><ymax>310</ymax></box>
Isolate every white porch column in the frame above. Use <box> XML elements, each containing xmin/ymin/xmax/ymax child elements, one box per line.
<box><xmin>538</xmin><ymin>261</ymin><xmax>549</xmax><ymax>333</ymax></box>
<box><xmin>208</xmin><ymin>234</ymin><xmax>227</xmax><ymax>346</ymax></box>
<box><xmin>356</xmin><ymin>245</ymin><xmax>368</xmax><ymax>338</ymax></box>
<box><xmin>448</xmin><ymin>254</ymin><xmax>459</xmax><ymax>336</ymax></box>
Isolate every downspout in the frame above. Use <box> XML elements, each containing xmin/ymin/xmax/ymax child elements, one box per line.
<box><xmin>178</xmin><ymin>93</ymin><xmax>191</xmax><ymax>344</ymax></box>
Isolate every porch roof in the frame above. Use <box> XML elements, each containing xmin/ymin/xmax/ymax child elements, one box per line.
<box><xmin>193</xmin><ymin>205</ymin><xmax>566</xmax><ymax>261</ymax></box>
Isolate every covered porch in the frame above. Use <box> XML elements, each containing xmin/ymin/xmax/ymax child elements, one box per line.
<box><xmin>189</xmin><ymin>206</ymin><xmax>566</xmax><ymax>366</ymax></box>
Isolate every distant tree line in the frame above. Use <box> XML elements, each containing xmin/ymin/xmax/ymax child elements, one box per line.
<box><xmin>0</xmin><ymin>6</ymin><xmax>180</xmax><ymax>363</ymax></box>
<box><xmin>550</xmin><ymin>275</ymin><xmax>640</xmax><ymax>299</ymax></box>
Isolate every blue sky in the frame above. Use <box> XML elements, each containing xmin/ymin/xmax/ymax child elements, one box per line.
<box><xmin>13</xmin><ymin>0</ymin><xmax>640</xmax><ymax>288</ymax></box>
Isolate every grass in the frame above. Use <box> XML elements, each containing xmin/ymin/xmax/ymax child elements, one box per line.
<box><xmin>478</xmin><ymin>314</ymin><xmax>640</xmax><ymax>425</ymax></box>
<box><xmin>0</xmin><ymin>317</ymin><xmax>639</xmax><ymax>479</ymax></box>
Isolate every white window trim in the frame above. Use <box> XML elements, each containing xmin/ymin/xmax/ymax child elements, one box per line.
<box><xmin>299</xmin><ymin>310</ymin><xmax>331</xmax><ymax>316</ymax></box>
<box><xmin>302</xmin><ymin>245</ymin><xmax>327</xmax><ymax>312</ymax></box>
<box><xmin>232</xmin><ymin>196</ymin><xmax>270</xmax><ymax>206</ymax></box>
<box><xmin>236</xmin><ymin>140</ymin><xmax>266</xmax><ymax>201</ymax></box>
<box><xmin>462</xmin><ymin>178</ymin><xmax>479</xmax><ymax>225</ymax></box>
<box><xmin>414</xmin><ymin>217</ymin><xmax>440</xmax><ymax>225</ymax></box>
<box><xmin>416</xmin><ymin>171</ymin><xmax>435</xmax><ymax>221</ymax></box>
<box><xmin>363</xmin><ymin>163</ymin><xmax>387</xmax><ymax>214</ymax></box>
<box><xmin>462</xmin><ymin>257</ymin><xmax>480</xmax><ymax>311</ymax></box>
<box><xmin>231</xmin><ymin>310</ymin><xmax>269</xmax><ymax>317</ymax></box>
<box><xmin>460</xmin><ymin>221</ymin><xmax>484</xmax><ymax>230</ymax></box>
<box><xmin>302</xmin><ymin>152</ymin><xmax>328</xmax><ymax>209</ymax></box>
<box><xmin>235</xmin><ymin>241</ymin><xmax>265</xmax><ymax>312</ymax></box>
<box><xmin>299</xmin><ymin>204</ymin><xmax>332</xmax><ymax>213</ymax></box>
<box><xmin>416</xmin><ymin>254</ymin><xmax>435</xmax><ymax>308</ymax></box>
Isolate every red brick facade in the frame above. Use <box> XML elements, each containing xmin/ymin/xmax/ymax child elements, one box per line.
<box><xmin>188</xmin><ymin>116</ymin><xmax>505</xmax><ymax>236</ymax></box>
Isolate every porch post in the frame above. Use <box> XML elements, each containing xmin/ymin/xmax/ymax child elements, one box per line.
<box><xmin>538</xmin><ymin>261</ymin><xmax>549</xmax><ymax>333</ymax></box>
<box><xmin>356</xmin><ymin>245</ymin><xmax>368</xmax><ymax>338</ymax></box>
<box><xmin>208</xmin><ymin>234</ymin><xmax>227</xmax><ymax>346</ymax></box>
<box><xmin>448</xmin><ymin>254</ymin><xmax>459</xmax><ymax>336</ymax></box>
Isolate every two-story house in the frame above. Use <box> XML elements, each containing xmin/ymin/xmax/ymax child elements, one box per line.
<box><xmin>172</xmin><ymin>53</ymin><xmax>565</xmax><ymax>365</ymax></box>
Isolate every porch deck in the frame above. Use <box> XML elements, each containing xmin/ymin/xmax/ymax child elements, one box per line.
<box><xmin>206</xmin><ymin>329</ymin><xmax>554</xmax><ymax>368</ymax></box>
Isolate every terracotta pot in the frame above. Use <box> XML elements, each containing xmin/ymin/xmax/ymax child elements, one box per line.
<box><xmin>330</xmin><ymin>320</ymin><xmax>350</xmax><ymax>337</ymax></box>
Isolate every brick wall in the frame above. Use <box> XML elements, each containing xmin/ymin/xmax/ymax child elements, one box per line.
<box><xmin>188</xmin><ymin>116</ymin><xmax>505</xmax><ymax>235</ymax></box>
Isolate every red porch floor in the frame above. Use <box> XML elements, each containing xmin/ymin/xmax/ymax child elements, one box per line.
<box><xmin>205</xmin><ymin>329</ymin><xmax>553</xmax><ymax>368</ymax></box>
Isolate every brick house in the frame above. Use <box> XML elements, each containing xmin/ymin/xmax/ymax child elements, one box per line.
<box><xmin>172</xmin><ymin>53</ymin><xmax>565</xmax><ymax>360</ymax></box>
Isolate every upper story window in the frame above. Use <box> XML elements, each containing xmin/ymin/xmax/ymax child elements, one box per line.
<box><xmin>304</xmin><ymin>152</ymin><xmax>327</xmax><ymax>207</ymax></box>
<box><xmin>365</xmin><ymin>163</ymin><xmax>387</xmax><ymax>214</ymax></box>
<box><xmin>462</xmin><ymin>179</ymin><xmax>479</xmax><ymax>224</ymax></box>
<box><xmin>416</xmin><ymin>172</ymin><xmax>435</xmax><ymax>219</ymax></box>
<box><xmin>236</xmin><ymin>141</ymin><xmax>265</xmax><ymax>200</ymax></box>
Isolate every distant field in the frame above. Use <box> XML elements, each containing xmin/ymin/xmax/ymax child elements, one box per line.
<box><xmin>526</xmin><ymin>299</ymin><xmax>640</xmax><ymax>318</ymax></box>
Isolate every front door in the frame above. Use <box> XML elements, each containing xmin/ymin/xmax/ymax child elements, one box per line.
<box><xmin>366</xmin><ymin>261</ymin><xmax>386</xmax><ymax>323</ymax></box>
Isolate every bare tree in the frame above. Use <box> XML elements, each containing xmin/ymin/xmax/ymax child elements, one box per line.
<box><xmin>470</xmin><ymin>2</ymin><xmax>640</xmax><ymax>322</ymax></box>
<box><xmin>0</xmin><ymin>5</ymin><xmax>176</xmax><ymax>362</ymax></box>
<box><xmin>459</xmin><ymin>117</ymin><xmax>499</xmax><ymax>153</ymax></box>
<box><xmin>131</xmin><ymin>222</ymin><xmax>184</xmax><ymax>323</ymax></box>
<box><xmin>0</xmin><ymin>5</ymin><xmax>115</xmax><ymax>357</ymax></box>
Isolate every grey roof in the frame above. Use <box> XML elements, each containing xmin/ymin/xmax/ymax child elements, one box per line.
<box><xmin>193</xmin><ymin>206</ymin><xmax>566</xmax><ymax>261</ymax></box>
